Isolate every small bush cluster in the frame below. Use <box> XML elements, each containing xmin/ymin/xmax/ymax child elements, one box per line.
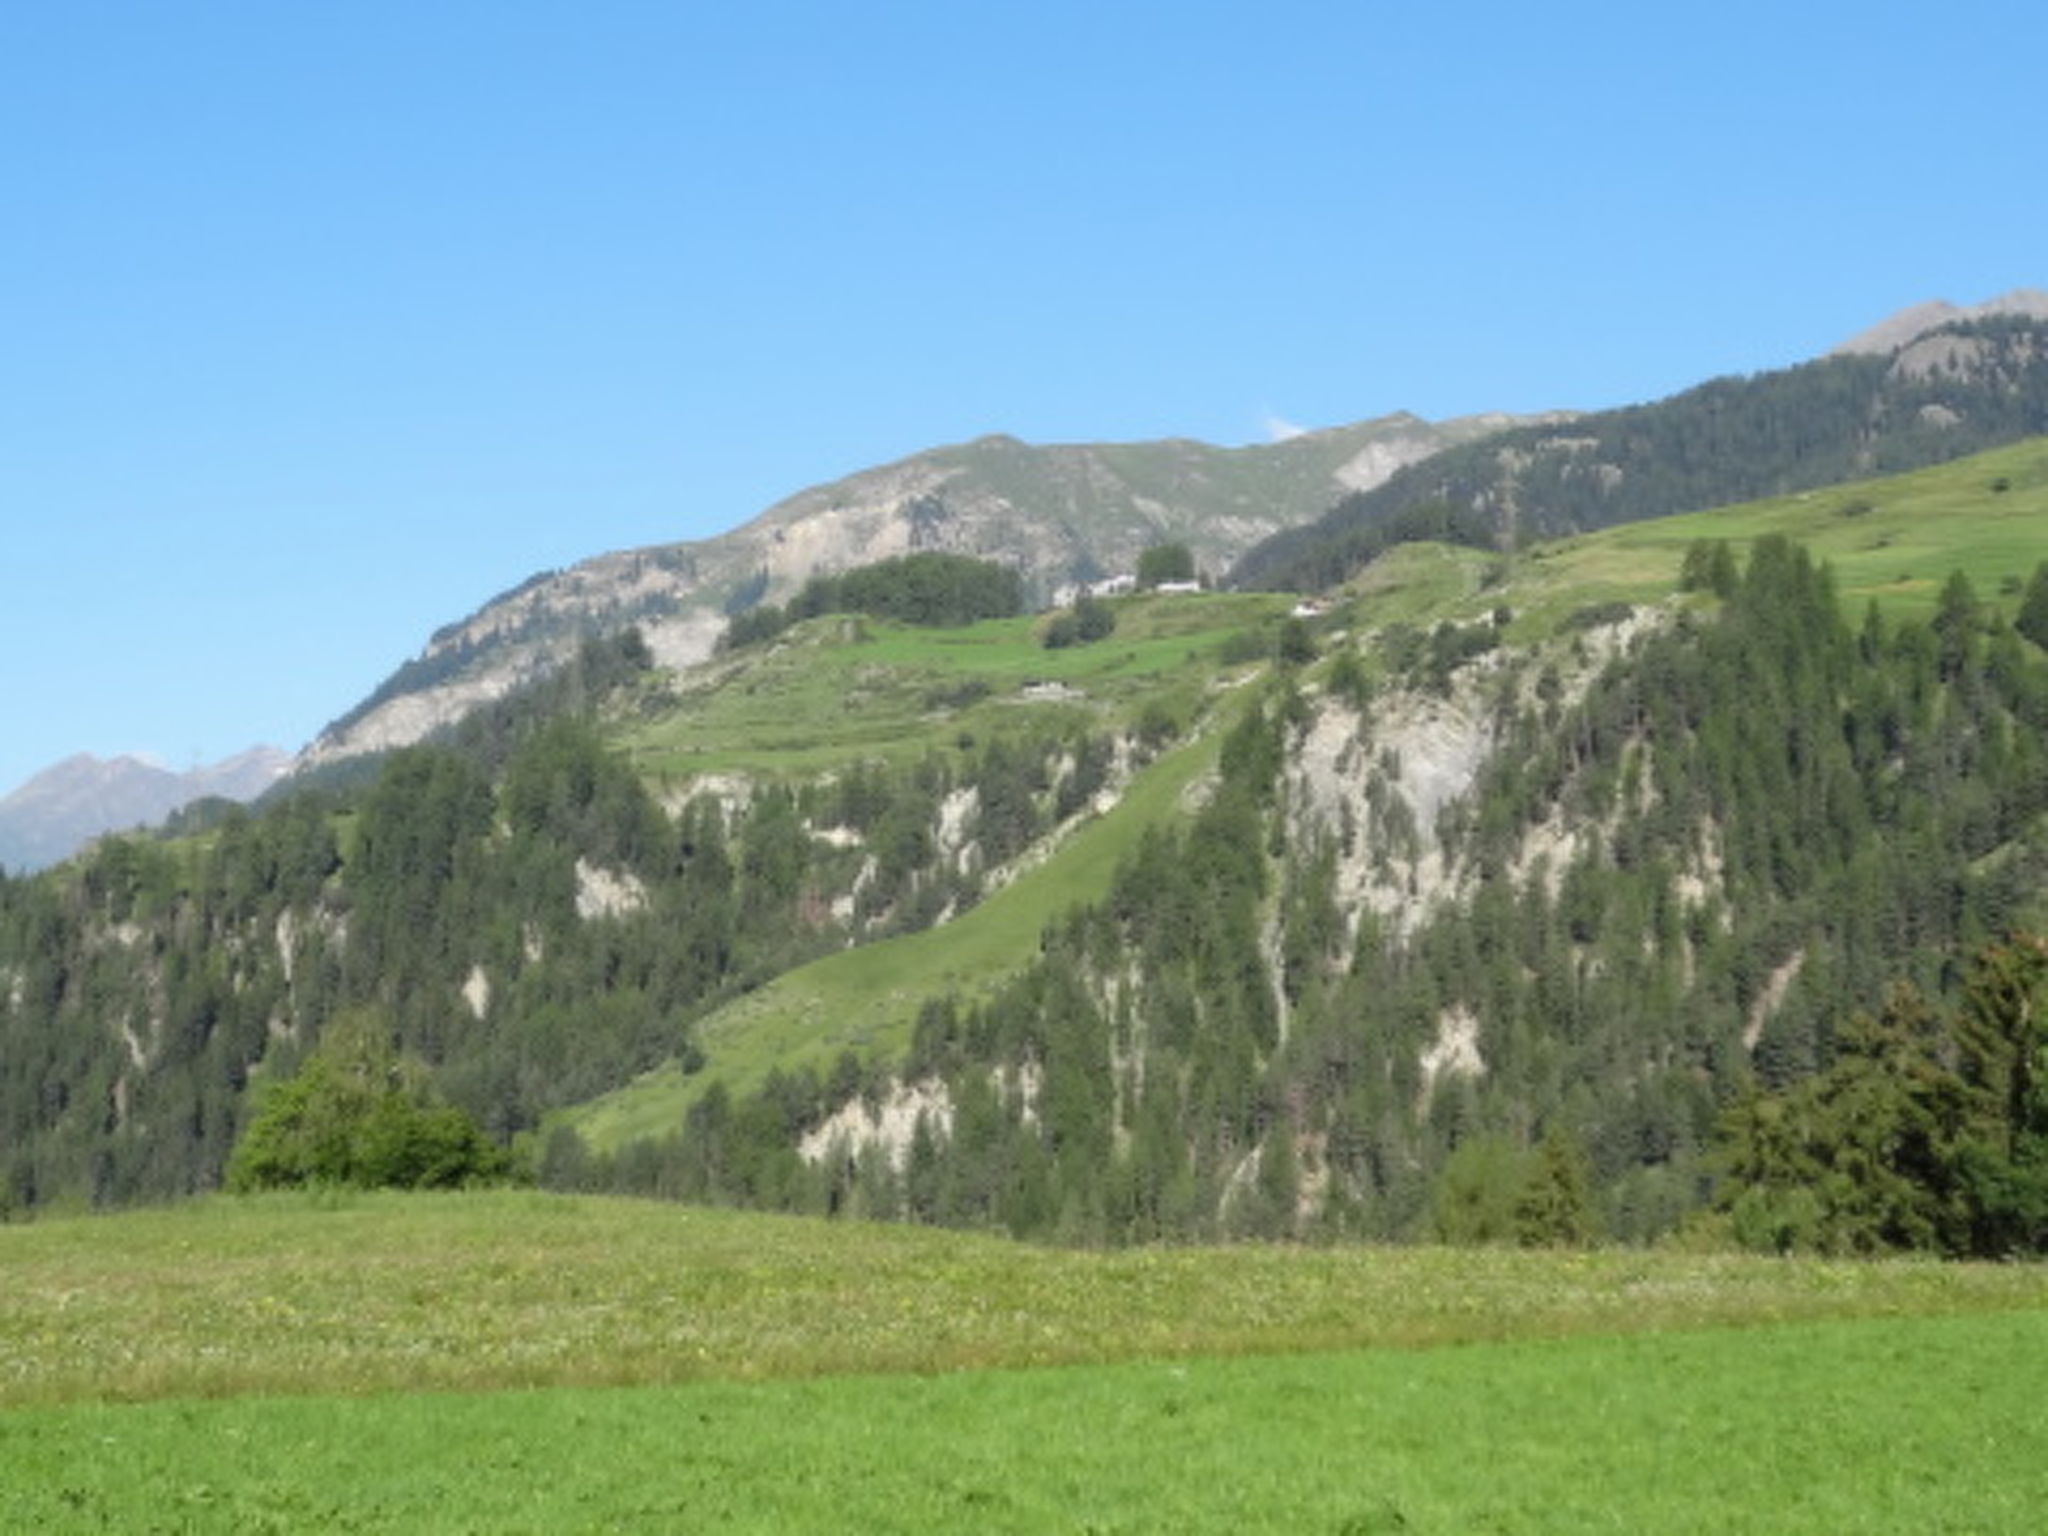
<box><xmin>227</xmin><ymin>1013</ymin><xmax>510</xmax><ymax>1192</ymax></box>
<box><xmin>1042</xmin><ymin>596</ymin><xmax>1116</xmax><ymax>649</ymax></box>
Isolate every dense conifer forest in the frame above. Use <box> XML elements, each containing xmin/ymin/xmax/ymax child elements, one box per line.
<box><xmin>7</xmin><ymin>513</ymin><xmax>2048</xmax><ymax>1258</ymax></box>
<box><xmin>719</xmin><ymin>552</ymin><xmax>1024</xmax><ymax>651</ymax></box>
<box><xmin>571</xmin><ymin>540</ymin><xmax>2048</xmax><ymax>1246</ymax></box>
<box><xmin>0</xmin><ymin>623</ymin><xmax>1116</xmax><ymax>1213</ymax></box>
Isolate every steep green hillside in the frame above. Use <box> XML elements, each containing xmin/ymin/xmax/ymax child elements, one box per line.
<box><xmin>553</xmin><ymin>443</ymin><xmax>2048</xmax><ymax>1245</ymax></box>
<box><xmin>571</xmin><ymin>694</ymin><xmax>1236</xmax><ymax>1147</ymax></box>
<box><xmin>1522</xmin><ymin>436</ymin><xmax>2048</xmax><ymax>624</ymax></box>
<box><xmin>572</xmin><ymin>440</ymin><xmax>2048</xmax><ymax>1152</ymax></box>
<box><xmin>6</xmin><ymin>442</ymin><xmax>2048</xmax><ymax>1246</ymax></box>
<box><xmin>0</xmin><ymin>593</ymin><xmax>1290</xmax><ymax>1211</ymax></box>
<box><xmin>621</xmin><ymin>590</ymin><xmax>1289</xmax><ymax>779</ymax></box>
<box><xmin>1237</xmin><ymin>316</ymin><xmax>2048</xmax><ymax>591</ymax></box>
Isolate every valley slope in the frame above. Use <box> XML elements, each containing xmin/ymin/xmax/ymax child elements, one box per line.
<box><xmin>1235</xmin><ymin>301</ymin><xmax>2048</xmax><ymax>592</ymax></box>
<box><xmin>304</xmin><ymin>412</ymin><xmax>1530</xmax><ymax>767</ymax></box>
<box><xmin>8</xmin><ymin>438</ymin><xmax>2048</xmax><ymax>1246</ymax></box>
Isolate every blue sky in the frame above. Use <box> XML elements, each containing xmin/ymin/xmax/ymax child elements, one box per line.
<box><xmin>3</xmin><ymin>0</ymin><xmax>2042</xmax><ymax>795</ymax></box>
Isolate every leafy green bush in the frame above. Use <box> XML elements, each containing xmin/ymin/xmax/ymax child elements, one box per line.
<box><xmin>227</xmin><ymin>1012</ymin><xmax>510</xmax><ymax>1192</ymax></box>
<box><xmin>1044</xmin><ymin>595</ymin><xmax>1117</xmax><ymax>649</ymax></box>
<box><xmin>1137</xmin><ymin>542</ymin><xmax>1195</xmax><ymax>587</ymax></box>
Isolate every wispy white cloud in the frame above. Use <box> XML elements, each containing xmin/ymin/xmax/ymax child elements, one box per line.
<box><xmin>1261</xmin><ymin>410</ymin><xmax>1308</xmax><ymax>443</ymax></box>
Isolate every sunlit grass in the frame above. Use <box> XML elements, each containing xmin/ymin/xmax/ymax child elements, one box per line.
<box><xmin>3</xmin><ymin>1190</ymin><xmax>2043</xmax><ymax>1407</ymax></box>
<box><xmin>9</xmin><ymin>1310</ymin><xmax>2045</xmax><ymax>1532</ymax></box>
<box><xmin>1521</xmin><ymin>437</ymin><xmax>2048</xmax><ymax>624</ymax></box>
<box><xmin>621</xmin><ymin>592</ymin><xmax>1290</xmax><ymax>783</ymax></box>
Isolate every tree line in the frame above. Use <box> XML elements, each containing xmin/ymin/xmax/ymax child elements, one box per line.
<box><xmin>11</xmin><ymin>538</ymin><xmax>2048</xmax><ymax>1256</ymax></box>
<box><xmin>1235</xmin><ymin>316</ymin><xmax>2048</xmax><ymax>592</ymax></box>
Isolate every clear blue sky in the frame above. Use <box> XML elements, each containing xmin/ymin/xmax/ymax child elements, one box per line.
<box><xmin>3</xmin><ymin>0</ymin><xmax>2042</xmax><ymax>794</ymax></box>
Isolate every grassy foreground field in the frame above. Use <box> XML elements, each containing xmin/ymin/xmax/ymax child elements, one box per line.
<box><xmin>11</xmin><ymin>1190</ymin><xmax>2045</xmax><ymax>1403</ymax></box>
<box><xmin>3</xmin><ymin>1192</ymin><xmax>2047</xmax><ymax>1530</ymax></box>
<box><xmin>8</xmin><ymin>1311</ymin><xmax>2045</xmax><ymax>1533</ymax></box>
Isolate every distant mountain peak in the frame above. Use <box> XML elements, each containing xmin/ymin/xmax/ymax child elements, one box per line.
<box><xmin>0</xmin><ymin>747</ymin><xmax>291</xmax><ymax>873</ymax></box>
<box><xmin>1829</xmin><ymin>289</ymin><xmax>2048</xmax><ymax>356</ymax></box>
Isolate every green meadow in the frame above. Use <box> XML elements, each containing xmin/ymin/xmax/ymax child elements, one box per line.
<box><xmin>23</xmin><ymin>449</ymin><xmax>2039</xmax><ymax>1527</ymax></box>
<box><xmin>621</xmin><ymin>590</ymin><xmax>1293</xmax><ymax>784</ymax></box>
<box><xmin>2</xmin><ymin>1193</ymin><xmax>2046</xmax><ymax>1531</ymax></box>
<box><xmin>1513</xmin><ymin>436</ymin><xmax>2048</xmax><ymax>626</ymax></box>
<box><xmin>10</xmin><ymin>1314</ymin><xmax>2046</xmax><ymax>1533</ymax></box>
<box><xmin>572</xmin><ymin>440</ymin><xmax>2048</xmax><ymax>1151</ymax></box>
<box><xmin>1311</xmin><ymin>437</ymin><xmax>2048</xmax><ymax>643</ymax></box>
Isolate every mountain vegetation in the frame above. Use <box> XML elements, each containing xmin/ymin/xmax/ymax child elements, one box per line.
<box><xmin>305</xmin><ymin>413</ymin><xmax>1522</xmax><ymax>768</ymax></box>
<box><xmin>1234</xmin><ymin>315</ymin><xmax>2048</xmax><ymax>592</ymax></box>
<box><xmin>0</xmin><ymin>592</ymin><xmax>1203</xmax><ymax>1212</ymax></box>
<box><xmin>719</xmin><ymin>552</ymin><xmax>1024</xmax><ymax>651</ymax></box>
<box><xmin>6</xmin><ymin>408</ymin><xmax>2048</xmax><ymax>1265</ymax></box>
<box><xmin>565</xmin><ymin>534</ymin><xmax>2048</xmax><ymax>1248</ymax></box>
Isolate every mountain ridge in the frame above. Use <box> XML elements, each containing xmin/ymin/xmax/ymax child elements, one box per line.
<box><xmin>0</xmin><ymin>747</ymin><xmax>291</xmax><ymax>873</ymax></box>
<box><xmin>300</xmin><ymin>410</ymin><xmax>1541</xmax><ymax>767</ymax></box>
<box><xmin>309</xmin><ymin>293</ymin><xmax>2048</xmax><ymax>775</ymax></box>
<box><xmin>1827</xmin><ymin>287</ymin><xmax>2048</xmax><ymax>356</ymax></box>
<box><xmin>1234</xmin><ymin>303</ymin><xmax>2048</xmax><ymax>591</ymax></box>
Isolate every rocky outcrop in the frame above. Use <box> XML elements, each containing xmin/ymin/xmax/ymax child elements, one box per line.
<box><xmin>300</xmin><ymin>413</ymin><xmax>1529</xmax><ymax>768</ymax></box>
<box><xmin>1828</xmin><ymin>288</ymin><xmax>2048</xmax><ymax>357</ymax></box>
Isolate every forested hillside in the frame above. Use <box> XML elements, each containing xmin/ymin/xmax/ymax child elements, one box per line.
<box><xmin>0</xmin><ymin>600</ymin><xmax>1203</xmax><ymax>1212</ymax></box>
<box><xmin>561</xmin><ymin>539</ymin><xmax>2048</xmax><ymax>1245</ymax></box>
<box><xmin>6</xmin><ymin>454</ymin><xmax>2048</xmax><ymax>1254</ymax></box>
<box><xmin>1235</xmin><ymin>316</ymin><xmax>2048</xmax><ymax>592</ymax></box>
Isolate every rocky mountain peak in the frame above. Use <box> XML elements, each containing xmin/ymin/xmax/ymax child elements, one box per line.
<box><xmin>1828</xmin><ymin>289</ymin><xmax>2048</xmax><ymax>356</ymax></box>
<box><xmin>0</xmin><ymin>747</ymin><xmax>292</xmax><ymax>873</ymax></box>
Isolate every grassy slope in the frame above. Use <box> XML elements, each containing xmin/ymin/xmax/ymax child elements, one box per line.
<box><xmin>1504</xmin><ymin>435</ymin><xmax>2048</xmax><ymax>629</ymax></box>
<box><xmin>2</xmin><ymin>1193</ymin><xmax>2045</xmax><ymax>1530</ymax></box>
<box><xmin>573</xmin><ymin>597</ymin><xmax>1283</xmax><ymax>1147</ymax></box>
<box><xmin>622</xmin><ymin>592</ymin><xmax>1290</xmax><ymax>782</ymax></box>
<box><xmin>1316</xmin><ymin>436</ymin><xmax>2048</xmax><ymax>644</ymax></box>
<box><xmin>574</xmin><ymin>707</ymin><xmax>1234</xmax><ymax>1145</ymax></box>
<box><xmin>568</xmin><ymin>439</ymin><xmax>2048</xmax><ymax>1149</ymax></box>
